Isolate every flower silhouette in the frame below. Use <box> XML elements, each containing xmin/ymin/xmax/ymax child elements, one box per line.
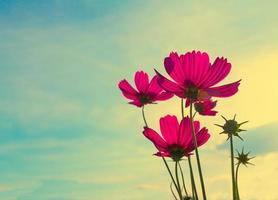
<box><xmin>193</xmin><ymin>99</ymin><xmax>217</xmax><ymax>116</ymax></box>
<box><xmin>155</xmin><ymin>51</ymin><xmax>240</xmax><ymax>103</ymax></box>
<box><xmin>118</xmin><ymin>71</ymin><xmax>173</xmax><ymax>107</ymax></box>
<box><xmin>143</xmin><ymin>115</ymin><xmax>210</xmax><ymax>161</ymax></box>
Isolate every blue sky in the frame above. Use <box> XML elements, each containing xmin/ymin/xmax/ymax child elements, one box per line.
<box><xmin>0</xmin><ymin>1</ymin><xmax>277</xmax><ymax>199</ymax></box>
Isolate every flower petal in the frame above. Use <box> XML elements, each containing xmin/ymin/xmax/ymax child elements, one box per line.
<box><xmin>185</xmin><ymin>99</ymin><xmax>190</xmax><ymax>107</ymax></box>
<box><xmin>135</xmin><ymin>71</ymin><xmax>149</xmax><ymax>93</ymax></box>
<box><xmin>186</xmin><ymin>127</ymin><xmax>210</xmax><ymax>153</ymax></box>
<box><xmin>154</xmin><ymin>92</ymin><xmax>174</xmax><ymax>101</ymax></box>
<box><xmin>143</xmin><ymin>127</ymin><xmax>168</xmax><ymax>152</ymax></box>
<box><xmin>147</xmin><ymin>75</ymin><xmax>162</xmax><ymax>95</ymax></box>
<box><xmin>178</xmin><ymin>116</ymin><xmax>192</xmax><ymax>147</ymax></box>
<box><xmin>154</xmin><ymin>151</ymin><xmax>171</xmax><ymax>157</ymax></box>
<box><xmin>180</xmin><ymin>51</ymin><xmax>210</xmax><ymax>87</ymax></box>
<box><xmin>118</xmin><ymin>79</ymin><xmax>138</xmax><ymax>100</ymax></box>
<box><xmin>193</xmin><ymin>120</ymin><xmax>200</xmax><ymax>133</ymax></box>
<box><xmin>164</xmin><ymin>52</ymin><xmax>185</xmax><ymax>84</ymax></box>
<box><xmin>155</xmin><ymin>69</ymin><xmax>185</xmax><ymax>98</ymax></box>
<box><xmin>128</xmin><ymin>100</ymin><xmax>143</xmax><ymax>107</ymax></box>
<box><xmin>201</xmin><ymin>57</ymin><xmax>232</xmax><ymax>88</ymax></box>
<box><xmin>196</xmin><ymin>127</ymin><xmax>210</xmax><ymax>147</ymax></box>
<box><xmin>195</xmin><ymin>99</ymin><xmax>217</xmax><ymax>116</ymax></box>
<box><xmin>159</xmin><ymin>115</ymin><xmax>179</xmax><ymax>145</ymax></box>
<box><xmin>186</xmin><ymin>142</ymin><xmax>196</xmax><ymax>154</ymax></box>
<box><xmin>201</xmin><ymin>110</ymin><xmax>218</xmax><ymax>116</ymax></box>
<box><xmin>205</xmin><ymin>80</ymin><xmax>241</xmax><ymax>97</ymax></box>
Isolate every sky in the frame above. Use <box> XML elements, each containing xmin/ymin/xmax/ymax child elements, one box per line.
<box><xmin>0</xmin><ymin>0</ymin><xmax>277</xmax><ymax>199</ymax></box>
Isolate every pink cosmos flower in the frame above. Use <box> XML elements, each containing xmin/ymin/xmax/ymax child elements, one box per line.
<box><xmin>118</xmin><ymin>71</ymin><xmax>173</xmax><ymax>107</ymax></box>
<box><xmin>155</xmin><ymin>51</ymin><xmax>240</xmax><ymax>103</ymax></box>
<box><xmin>194</xmin><ymin>99</ymin><xmax>217</xmax><ymax>116</ymax></box>
<box><xmin>143</xmin><ymin>115</ymin><xmax>210</xmax><ymax>161</ymax></box>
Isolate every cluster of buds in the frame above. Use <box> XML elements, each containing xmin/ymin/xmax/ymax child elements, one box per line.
<box><xmin>215</xmin><ymin>115</ymin><xmax>255</xmax><ymax>200</ymax></box>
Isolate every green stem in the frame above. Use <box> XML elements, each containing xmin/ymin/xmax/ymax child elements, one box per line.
<box><xmin>182</xmin><ymin>99</ymin><xmax>198</xmax><ymax>200</ymax></box>
<box><xmin>142</xmin><ymin>106</ymin><xmax>148</xmax><ymax>127</ymax></box>
<box><xmin>170</xmin><ymin>182</ymin><xmax>179</xmax><ymax>200</ymax></box>
<box><xmin>193</xmin><ymin>111</ymin><xmax>197</xmax><ymax>119</ymax></box>
<box><xmin>175</xmin><ymin>161</ymin><xmax>183</xmax><ymax>200</ymax></box>
<box><xmin>189</xmin><ymin>101</ymin><xmax>207</xmax><ymax>200</ymax></box>
<box><xmin>142</xmin><ymin>106</ymin><xmax>179</xmax><ymax>199</ymax></box>
<box><xmin>235</xmin><ymin>164</ymin><xmax>240</xmax><ymax>199</ymax></box>
<box><xmin>178</xmin><ymin>162</ymin><xmax>189</xmax><ymax>196</ymax></box>
<box><xmin>162</xmin><ymin>157</ymin><xmax>180</xmax><ymax>199</ymax></box>
<box><xmin>230</xmin><ymin>135</ymin><xmax>237</xmax><ymax>200</ymax></box>
<box><xmin>188</xmin><ymin>157</ymin><xmax>199</xmax><ymax>200</ymax></box>
<box><xmin>181</xmin><ymin>99</ymin><xmax>185</xmax><ymax>118</ymax></box>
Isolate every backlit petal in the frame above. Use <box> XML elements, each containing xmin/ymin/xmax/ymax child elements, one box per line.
<box><xmin>147</xmin><ymin>75</ymin><xmax>162</xmax><ymax>95</ymax></box>
<box><xmin>205</xmin><ymin>80</ymin><xmax>241</xmax><ymax>97</ymax></box>
<box><xmin>143</xmin><ymin>127</ymin><xmax>168</xmax><ymax>152</ymax></box>
<box><xmin>128</xmin><ymin>100</ymin><xmax>143</xmax><ymax>107</ymax></box>
<box><xmin>196</xmin><ymin>128</ymin><xmax>210</xmax><ymax>147</ymax></box>
<box><xmin>118</xmin><ymin>79</ymin><xmax>138</xmax><ymax>100</ymax></box>
<box><xmin>155</xmin><ymin>69</ymin><xmax>185</xmax><ymax>98</ymax></box>
<box><xmin>201</xmin><ymin>57</ymin><xmax>232</xmax><ymax>88</ymax></box>
<box><xmin>164</xmin><ymin>52</ymin><xmax>185</xmax><ymax>84</ymax></box>
<box><xmin>178</xmin><ymin>116</ymin><xmax>192</xmax><ymax>147</ymax></box>
<box><xmin>159</xmin><ymin>115</ymin><xmax>179</xmax><ymax>145</ymax></box>
<box><xmin>134</xmin><ymin>71</ymin><xmax>149</xmax><ymax>93</ymax></box>
<box><xmin>180</xmin><ymin>51</ymin><xmax>210</xmax><ymax>87</ymax></box>
<box><xmin>154</xmin><ymin>92</ymin><xmax>174</xmax><ymax>101</ymax></box>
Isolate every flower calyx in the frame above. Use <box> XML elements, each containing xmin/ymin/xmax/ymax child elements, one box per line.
<box><xmin>169</xmin><ymin>145</ymin><xmax>185</xmax><ymax>162</ymax></box>
<box><xmin>215</xmin><ymin>114</ymin><xmax>248</xmax><ymax>140</ymax></box>
<box><xmin>235</xmin><ymin>148</ymin><xmax>255</xmax><ymax>167</ymax></box>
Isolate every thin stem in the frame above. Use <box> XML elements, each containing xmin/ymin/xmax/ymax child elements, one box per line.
<box><xmin>142</xmin><ymin>106</ymin><xmax>148</xmax><ymax>127</ymax></box>
<box><xmin>235</xmin><ymin>164</ymin><xmax>240</xmax><ymax>199</ymax></box>
<box><xmin>181</xmin><ymin>99</ymin><xmax>185</xmax><ymax>118</ymax></box>
<box><xmin>162</xmin><ymin>157</ymin><xmax>180</xmax><ymax>198</ymax></box>
<box><xmin>178</xmin><ymin>162</ymin><xmax>189</xmax><ymax>196</ymax></box>
<box><xmin>230</xmin><ymin>135</ymin><xmax>237</xmax><ymax>200</ymax></box>
<box><xmin>193</xmin><ymin>111</ymin><xmax>197</xmax><ymax>119</ymax></box>
<box><xmin>188</xmin><ymin>157</ymin><xmax>199</xmax><ymax>200</ymax></box>
<box><xmin>142</xmin><ymin>106</ymin><xmax>179</xmax><ymax>199</ymax></box>
<box><xmin>170</xmin><ymin>182</ymin><xmax>179</xmax><ymax>200</ymax></box>
<box><xmin>189</xmin><ymin>101</ymin><xmax>207</xmax><ymax>200</ymax></box>
<box><xmin>182</xmin><ymin>99</ymin><xmax>198</xmax><ymax>200</ymax></box>
<box><xmin>175</xmin><ymin>161</ymin><xmax>183</xmax><ymax>200</ymax></box>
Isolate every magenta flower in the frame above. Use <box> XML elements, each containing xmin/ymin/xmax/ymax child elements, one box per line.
<box><xmin>155</xmin><ymin>51</ymin><xmax>240</xmax><ymax>102</ymax></box>
<box><xmin>194</xmin><ymin>99</ymin><xmax>217</xmax><ymax>116</ymax></box>
<box><xmin>143</xmin><ymin>115</ymin><xmax>210</xmax><ymax>161</ymax></box>
<box><xmin>118</xmin><ymin>71</ymin><xmax>173</xmax><ymax>107</ymax></box>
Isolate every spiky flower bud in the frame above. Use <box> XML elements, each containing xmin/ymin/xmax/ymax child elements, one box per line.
<box><xmin>223</xmin><ymin>119</ymin><xmax>238</xmax><ymax>135</ymax></box>
<box><xmin>235</xmin><ymin>148</ymin><xmax>255</xmax><ymax>167</ymax></box>
<box><xmin>215</xmin><ymin>114</ymin><xmax>248</xmax><ymax>140</ymax></box>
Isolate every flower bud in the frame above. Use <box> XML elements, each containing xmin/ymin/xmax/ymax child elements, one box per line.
<box><xmin>235</xmin><ymin>148</ymin><xmax>255</xmax><ymax>167</ymax></box>
<box><xmin>215</xmin><ymin>115</ymin><xmax>248</xmax><ymax>140</ymax></box>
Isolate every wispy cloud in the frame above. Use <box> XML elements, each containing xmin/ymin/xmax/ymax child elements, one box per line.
<box><xmin>217</xmin><ymin>122</ymin><xmax>278</xmax><ymax>155</ymax></box>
